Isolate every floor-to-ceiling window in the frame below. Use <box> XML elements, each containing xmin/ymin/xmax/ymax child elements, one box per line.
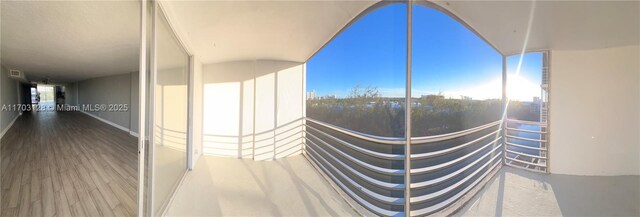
<box><xmin>409</xmin><ymin>4</ymin><xmax>503</xmax><ymax>215</ymax></box>
<box><xmin>36</xmin><ymin>85</ymin><xmax>55</xmax><ymax>103</ymax></box>
<box><xmin>504</xmin><ymin>52</ymin><xmax>549</xmax><ymax>172</ymax></box>
<box><xmin>305</xmin><ymin>3</ymin><xmax>407</xmax><ymax>216</ymax></box>
<box><xmin>506</xmin><ymin>52</ymin><xmax>543</xmax><ymax>121</ymax></box>
<box><xmin>306</xmin><ymin>3</ymin><xmax>407</xmax><ymax>138</ymax></box>
<box><xmin>305</xmin><ymin>2</ymin><xmax>506</xmax><ymax>216</ymax></box>
<box><xmin>151</xmin><ymin>5</ymin><xmax>190</xmax><ymax>215</ymax></box>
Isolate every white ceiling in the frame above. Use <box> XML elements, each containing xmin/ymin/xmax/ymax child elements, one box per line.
<box><xmin>437</xmin><ymin>1</ymin><xmax>640</xmax><ymax>55</ymax></box>
<box><xmin>1</xmin><ymin>1</ymin><xmax>140</xmax><ymax>83</ymax></box>
<box><xmin>165</xmin><ymin>0</ymin><xmax>638</xmax><ymax>65</ymax></box>
<box><xmin>1</xmin><ymin>1</ymin><xmax>636</xmax><ymax>83</ymax></box>
<box><xmin>162</xmin><ymin>0</ymin><xmax>377</xmax><ymax>64</ymax></box>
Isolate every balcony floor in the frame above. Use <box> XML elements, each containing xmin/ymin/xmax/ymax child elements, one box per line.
<box><xmin>165</xmin><ymin>155</ymin><xmax>357</xmax><ymax>216</ymax></box>
<box><xmin>456</xmin><ymin>166</ymin><xmax>640</xmax><ymax>216</ymax></box>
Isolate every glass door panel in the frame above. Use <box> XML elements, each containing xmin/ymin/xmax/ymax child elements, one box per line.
<box><xmin>151</xmin><ymin>6</ymin><xmax>189</xmax><ymax>215</ymax></box>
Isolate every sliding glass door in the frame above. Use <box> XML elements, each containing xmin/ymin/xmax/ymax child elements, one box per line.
<box><xmin>148</xmin><ymin>4</ymin><xmax>190</xmax><ymax>216</ymax></box>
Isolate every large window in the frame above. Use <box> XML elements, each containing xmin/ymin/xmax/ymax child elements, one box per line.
<box><xmin>305</xmin><ymin>3</ymin><xmax>510</xmax><ymax>215</ymax></box>
<box><xmin>411</xmin><ymin>6</ymin><xmax>503</xmax><ymax>137</ymax></box>
<box><xmin>306</xmin><ymin>4</ymin><xmax>407</xmax><ymax>137</ymax></box>
<box><xmin>506</xmin><ymin>52</ymin><xmax>543</xmax><ymax>122</ymax></box>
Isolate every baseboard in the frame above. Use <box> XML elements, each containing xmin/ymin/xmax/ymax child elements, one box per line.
<box><xmin>129</xmin><ymin>131</ymin><xmax>139</xmax><ymax>138</ymax></box>
<box><xmin>80</xmin><ymin>111</ymin><xmax>130</xmax><ymax>133</ymax></box>
<box><xmin>0</xmin><ymin>114</ymin><xmax>20</xmax><ymax>140</ymax></box>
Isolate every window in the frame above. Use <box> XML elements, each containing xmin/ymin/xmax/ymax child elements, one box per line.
<box><xmin>306</xmin><ymin>4</ymin><xmax>407</xmax><ymax>137</ymax></box>
<box><xmin>506</xmin><ymin>52</ymin><xmax>544</xmax><ymax>122</ymax></box>
<box><xmin>411</xmin><ymin>6</ymin><xmax>502</xmax><ymax>137</ymax></box>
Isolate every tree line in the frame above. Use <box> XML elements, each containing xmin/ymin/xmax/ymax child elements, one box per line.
<box><xmin>307</xmin><ymin>85</ymin><xmax>539</xmax><ymax>137</ymax></box>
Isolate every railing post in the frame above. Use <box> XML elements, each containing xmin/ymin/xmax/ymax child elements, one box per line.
<box><xmin>405</xmin><ymin>1</ymin><xmax>413</xmax><ymax>216</ymax></box>
<box><xmin>501</xmin><ymin>55</ymin><xmax>507</xmax><ymax>166</ymax></box>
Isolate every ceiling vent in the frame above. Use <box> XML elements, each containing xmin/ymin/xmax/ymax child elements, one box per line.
<box><xmin>9</xmin><ymin>70</ymin><xmax>27</xmax><ymax>81</ymax></box>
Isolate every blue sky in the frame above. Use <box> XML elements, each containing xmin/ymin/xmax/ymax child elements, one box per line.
<box><xmin>307</xmin><ymin>4</ymin><xmax>542</xmax><ymax>101</ymax></box>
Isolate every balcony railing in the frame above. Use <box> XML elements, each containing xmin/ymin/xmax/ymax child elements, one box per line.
<box><xmin>303</xmin><ymin>118</ymin><xmax>503</xmax><ymax>216</ymax></box>
<box><xmin>504</xmin><ymin>119</ymin><xmax>548</xmax><ymax>173</ymax></box>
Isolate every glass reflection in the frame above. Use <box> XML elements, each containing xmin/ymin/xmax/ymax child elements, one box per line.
<box><xmin>152</xmin><ymin>8</ymin><xmax>189</xmax><ymax>214</ymax></box>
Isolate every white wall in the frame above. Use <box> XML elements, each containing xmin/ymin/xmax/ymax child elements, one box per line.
<box><xmin>65</xmin><ymin>82</ymin><xmax>78</xmax><ymax>107</ymax></box>
<box><xmin>130</xmin><ymin>71</ymin><xmax>139</xmax><ymax>134</ymax></box>
<box><xmin>77</xmin><ymin>72</ymin><xmax>140</xmax><ymax>135</ymax></box>
<box><xmin>201</xmin><ymin>60</ymin><xmax>304</xmax><ymax>160</ymax></box>
<box><xmin>550</xmin><ymin>45</ymin><xmax>640</xmax><ymax>176</ymax></box>
<box><xmin>192</xmin><ymin>57</ymin><xmax>203</xmax><ymax>167</ymax></box>
<box><xmin>0</xmin><ymin>65</ymin><xmax>21</xmax><ymax>139</ymax></box>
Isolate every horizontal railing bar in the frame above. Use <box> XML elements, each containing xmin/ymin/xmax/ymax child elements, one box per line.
<box><xmin>506</xmin><ymin>119</ymin><xmax>547</xmax><ymax>126</ymax></box>
<box><xmin>156</xmin><ymin>139</ymin><xmax>185</xmax><ymax>146</ymax></box>
<box><xmin>410</xmin><ymin>160</ymin><xmax>501</xmax><ymax>216</ymax></box>
<box><xmin>306</xmin><ymin>139</ymin><xmax>404</xmax><ymax>190</ymax></box>
<box><xmin>306</xmin><ymin>125</ymin><xmax>404</xmax><ymax>160</ymax></box>
<box><xmin>306</xmin><ymin>132</ymin><xmax>405</xmax><ymax>176</ymax></box>
<box><xmin>505</xmin><ymin>154</ymin><xmax>547</xmax><ymax>168</ymax></box>
<box><xmin>505</xmin><ymin>127</ymin><xmax>546</xmax><ymax>134</ymax></box>
<box><xmin>203</xmin><ymin>134</ymin><xmax>238</xmax><ymax>138</ymax></box>
<box><xmin>411</xmin><ymin>150</ymin><xmax>503</xmax><ymax>203</ymax></box>
<box><xmin>306</xmin><ymin>152</ymin><xmax>405</xmax><ymax>217</ymax></box>
<box><xmin>275</xmin><ymin>130</ymin><xmax>303</xmax><ymax>144</ymax></box>
<box><xmin>275</xmin><ymin>124</ymin><xmax>304</xmax><ymax>137</ymax></box>
<box><xmin>411</xmin><ymin>144</ymin><xmax>502</xmax><ymax>189</ymax></box>
<box><xmin>505</xmin><ymin>162</ymin><xmax>547</xmax><ymax>173</ymax></box>
<box><xmin>154</xmin><ymin>135</ymin><xmax>185</xmax><ymax>144</ymax></box>
<box><xmin>276</xmin><ymin>117</ymin><xmax>304</xmax><ymax>129</ymax></box>
<box><xmin>505</xmin><ymin>149</ymin><xmax>547</xmax><ymax>159</ymax></box>
<box><xmin>305</xmin><ymin>118</ymin><xmax>405</xmax><ymax>145</ymax></box>
<box><xmin>202</xmin><ymin>140</ymin><xmax>237</xmax><ymax>145</ymax></box>
<box><xmin>156</xmin><ymin>133</ymin><xmax>186</xmax><ymax>139</ymax></box>
<box><xmin>154</xmin><ymin>125</ymin><xmax>186</xmax><ymax>134</ymax></box>
<box><xmin>411</xmin><ymin>136</ymin><xmax>502</xmax><ymax>174</ymax></box>
<box><xmin>505</xmin><ymin>141</ymin><xmax>546</xmax><ymax>151</ymax></box>
<box><xmin>306</xmin><ymin>144</ymin><xmax>405</xmax><ymax>205</ymax></box>
<box><xmin>506</xmin><ymin>135</ymin><xmax>547</xmax><ymax>143</ymax></box>
<box><xmin>411</xmin><ymin>121</ymin><xmax>500</xmax><ymax>144</ymax></box>
<box><xmin>411</xmin><ymin>129</ymin><xmax>500</xmax><ymax>159</ymax></box>
<box><xmin>202</xmin><ymin>146</ymin><xmax>240</xmax><ymax>151</ymax></box>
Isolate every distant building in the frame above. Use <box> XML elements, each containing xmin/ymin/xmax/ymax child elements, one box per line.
<box><xmin>531</xmin><ymin>96</ymin><xmax>541</xmax><ymax>113</ymax></box>
<box><xmin>306</xmin><ymin>90</ymin><xmax>316</xmax><ymax>100</ymax></box>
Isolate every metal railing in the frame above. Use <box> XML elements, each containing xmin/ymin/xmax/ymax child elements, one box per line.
<box><xmin>303</xmin><ymin>118</ymin><xmax>503</xmax><ymax>216</ymax></box>
<box><xmin>154</xmin><ymin>125</ymin><xmax>187</xmax><ymax>151</ymax></box>
<box><xmin>503</xmin><ymin>119</ymin><xmax>548</xmax><ymax>173</ymax></box>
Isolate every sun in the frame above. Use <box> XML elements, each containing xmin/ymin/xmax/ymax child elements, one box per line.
<box><xmin>507</xmin><ymin>74</ymin><xmax>540</xmax><ymax>102</ymax></box>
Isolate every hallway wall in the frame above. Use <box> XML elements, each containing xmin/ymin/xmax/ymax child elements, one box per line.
<box><xmin>77</xmin><ymin>72</ymin><xmax>140</xmax><ymax>135</ymax></box>
<box><xmin>201</xmin><ymin>60</ymin><xmax>305</xmax><ymax>160</ymax></box>
<box><xmin>130</xmin><ymin>71</ymin><xmax>139</xmax><ymax>135</ymax></box>
<box><xmin>65</xmin><ymin>82</ymin><xmax>78</xmax><ymax>106</ymax></box>
<box><xmin>0</xmin><ymin>65</ymin><xmax>21</xmax><ymax>138</ymax></box>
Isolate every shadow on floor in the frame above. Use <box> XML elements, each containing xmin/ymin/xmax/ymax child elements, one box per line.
<box><xmin>458</xmin><ymin>166</ymin><xmax>640</xmax><ymax>216</ymax></box>
<box><xmin>164</xmin><ymin>155</ymin><xmax>357</xmax><ymax>216</ymax></box>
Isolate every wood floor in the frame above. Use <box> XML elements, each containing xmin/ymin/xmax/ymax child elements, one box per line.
<box><xmin>1</xmin><ymin>111</ymin><xmax>138</xmax><ymax>217</ymax></box>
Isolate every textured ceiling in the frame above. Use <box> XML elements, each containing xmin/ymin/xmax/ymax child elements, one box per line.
<box><xmin>1</xmin><ymin>1</ymin><xmax>140</xmax><ymax>83</ymax></box>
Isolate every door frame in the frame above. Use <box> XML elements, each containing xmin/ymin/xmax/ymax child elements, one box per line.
<box><xmin>137</xmin><ymin>0</ymin><xmax>194</xmax><ymax>216</ymax></box>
